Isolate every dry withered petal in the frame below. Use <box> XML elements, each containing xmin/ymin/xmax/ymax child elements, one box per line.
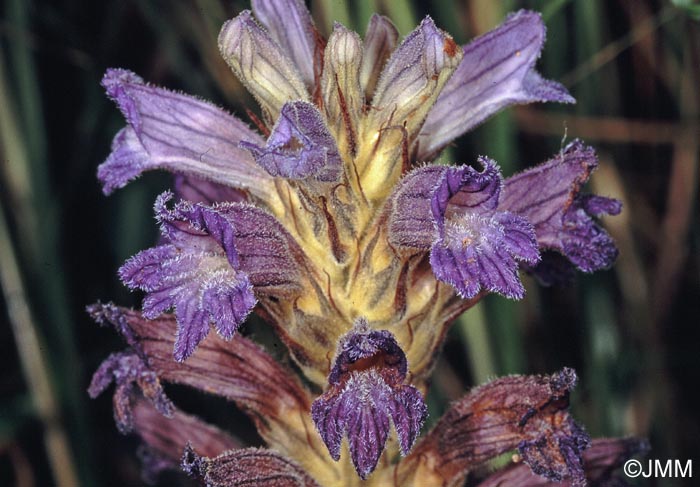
<box><xmin>88</xmin><ymin>303</ymin><xmax>310</xmax><ymax>435</ymax></box>
<box><xmin>182</xmin><ymin>444</ymin><xmax>320</xmax><ymax>487</ymax></box>
<box><xmin>405</xmin><ymin>368</ymin><xmax>588</xmax><ymax>485</ymax></box>
<box><xmin>475</xmin><ymin>437</ymin><xmax>650</xmax><ymax>487</ymax></box>
<box><xmin>132</xmin><ymin>397</ymin><xmax>240</xmax><ymax>482</ymax></box>
<box><xmin>87</xmin><ymin>349</ymin><xmax>173</xmax><ymax>433</ymax></box>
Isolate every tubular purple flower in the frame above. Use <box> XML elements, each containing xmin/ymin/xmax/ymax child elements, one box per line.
<box><xmin>311</xmin><ymin>319</ymin><xmax>427</xmax><ymax>479</ymax></box>
<box><xmin>389</xmin><ymin>158</ymin><xmax>539</xmax><ymax>298</ymax></box>
<box><xmin>418</xmin><ymin>10</ymin><xmax>574</xmax><ymax>160</ymax></box>
<box><xmin>119</xmin><ymin>192</ymin><xmax>301</xmax><ymax>360</ymax></box>
<box><xmin>98</xmin><ymin>69</ymin><xmax>272</xmax><ymax>199</ymax></box>
<box><xmin>499</xmin><ymin>140</ymin><xmax>621</xmax><ymax>279</ymax></box>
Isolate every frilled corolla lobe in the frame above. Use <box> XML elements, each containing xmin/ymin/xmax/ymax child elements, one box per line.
<box><xmin>88</xmin><ymin>349</ymin><xmax>173</xmax><ymax>434</ymax></box>
<box><xmin>311</xmin><ymin>319</ymin><xmax>427</xmax><ymax>479</ymax></box>
<box><xmin>389</xmin><ymin>158</ymin><xmax>540</xmax><ymax>299</ymax></box>
<box><xmin>240</xmin><ymin>101</ymin><xmax>343</xmax><ymax>181</ymax></box>
<box><xmin>500</xmin><ymin>140</ymin><xmax>621</xmax><ymax>282</ymax></box>
<box><xmin>119</xmin><ymin>192</ymin><xmax>301</xmax><ymax>361</ymax></box>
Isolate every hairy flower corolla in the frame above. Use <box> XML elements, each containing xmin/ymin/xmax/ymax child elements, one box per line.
<box><xmin>90</xmin><ymin>1</ymin><xmax>642</xmax><ymax>486</ymax></box>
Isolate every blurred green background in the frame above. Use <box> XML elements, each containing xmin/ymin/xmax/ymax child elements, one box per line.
<box><xmin>1</xmin><ymin>0</ymin><xmax>698</xmax><ymax>485</ymax></box>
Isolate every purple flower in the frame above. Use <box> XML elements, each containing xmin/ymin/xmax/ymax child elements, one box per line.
<box><xmin>311</xmin><ymin>319</ymin><xmax>427</xmax><ymax>479</ymax></box>
<box><xmin>389</xmin><ymin>157</ymin><xmax>540</xmax><ymax>299</ymax></box>
<box><xmin>90</xmin><ymin>2</ymin><xmax>636</xmax><ymax>485</ymax></box>
<box><xmin>500</xmin><ymin>140</ymin><xmax>622</xmax><ymax>282</ymax></box>
<box><xmin>119</xmin><ymin>192</ymin><xmax>301</xmax><ymax>361</ymax></box>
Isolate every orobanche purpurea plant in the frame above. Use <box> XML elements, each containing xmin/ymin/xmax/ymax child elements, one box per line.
<box><xmin>90</xmin><ymin>1</ymin><xmax>647</xmax><ymax>485</ymax></box>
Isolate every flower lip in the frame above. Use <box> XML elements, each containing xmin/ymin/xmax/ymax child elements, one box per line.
<box><xmin>312</xmin><ymin>320</ymin><xmax>427</xmax><ymax>479</ymax></box>
<box><xmin>239</xmin><ymin>100</ymin><xmax>343</xmax><ymax>181</ymax></box>
<box><xmin>328</xmin><ymin>318</ymin><xmax>407</xmax><ymax>385</ymax></box>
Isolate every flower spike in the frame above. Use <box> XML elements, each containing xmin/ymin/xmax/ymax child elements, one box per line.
<box><xmin>93</xmin><ymin>4</ymin><xmax>631</xmax><ymax>485</ymax></box>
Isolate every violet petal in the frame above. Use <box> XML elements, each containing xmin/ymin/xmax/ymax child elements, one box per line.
<box><xmin>418</xmin><ymin>10</ymin><xmax>574</xmax><ymax>159</ymax></box>
<box><xmin>88</xmin><ymin>350</ymin><xmax>173</xmax><ymax>433</ymax></box>
<box><xmin>240</xmin><ymin>101</ymin><xmax>343</xmax><ymax>181</ymax></box>
<box><xmin>430</xmin><ymin>211</ymin><xmax>538</xmax><ymax>299</ymax></box>
<box><xmin>499</xmin><ymin>140</ymin><xmax>621</xmax><ymax>276</ymax></box>
<box><xmin>251</xmin><ymin>0</ymin><xmax>318</xmax><ymax>88</ymax></box>
<box><xmin>98</xmin><ymin>69</ymin><xmax>271</xmax><ymax>198</ymax></box>
<box><xmin>388</xmin><ymin>165</ymin><xmax>449</xmax><ymax>249</ymax></box>
<box><xmin>312</xmin><ymin>321</ymin><xmax>427</xmax><ymax>479</ymax></box>
<box><xmin>119</xmin><ymin>195</ymin><xmax>257</xmax><ymax>361</ymax></box>
<box><xmin>174</xmin><ymin>174</ymin><xmax>248</xmax><ymax>205</ymax></box>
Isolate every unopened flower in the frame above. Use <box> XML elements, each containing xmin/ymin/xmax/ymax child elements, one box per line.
<box><xmin>91</xmin><ymin>1</ymin><xmax>639</xmax><ymax>485</ymax></box>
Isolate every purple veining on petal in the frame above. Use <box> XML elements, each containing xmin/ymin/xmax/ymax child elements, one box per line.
<box><xmin>368</xmin><ymin>15</ymin><xmax>461</xmax><ymax>138</ymax></box>
<box><xmin>251</xmin><ymin>0</ymin><xmax>317</xmax><ymax>88</ymax></box>
<box><xmin>88</xmin><ymin>350</ymin><xmax>174</xmax><ymax>433</ymax></box>
<box><xmin>311</xmin><ymin>320</ymin><xmax>427</xmax><ymax>479</ymax></box>
<box><xmin>499</xmin><ymin>140</ymin><xmax>621</xmax><ymax>279</ymax></box>
<box><xmin>389</xmin><ymin>159</ymin><xmax>539</xmax><ymax>299</ymax></box>
<box><xmin>418</xmin><ymin>10</ymin><xmax>574</xmax><ymax>160</ymax></box>
<box><xmin>389</xmin><ymin>165</ymin><xmax>449</xmax><ymax>248</ymax></box>
<box><xmin>98</xmin><ymin>68</ymin><xmax>270</xmax><ymax>197</ymax></box>
<box><xmin>240</xmin><ymin>101</ymin><xmax>343</xmax><ymax>181</ymax></box>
